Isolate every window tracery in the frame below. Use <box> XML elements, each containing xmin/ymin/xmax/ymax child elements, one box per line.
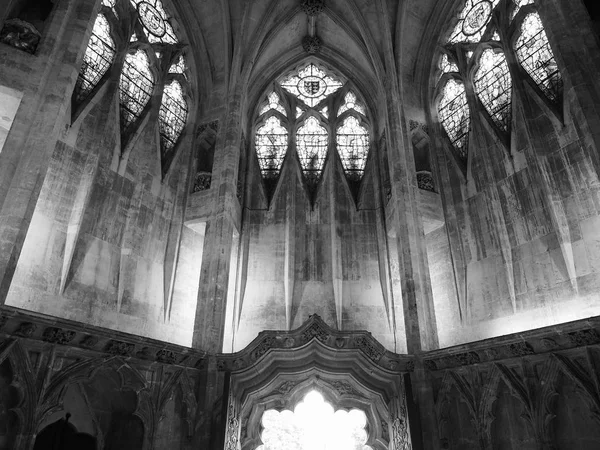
<box><xmin>168</xmin><ymin>55</ymin><xmax>186</xmax><ymax>76</ymax></box>
<box><xmin>434</xmin><ymin>0</ymin><xmax>561</xmax><ymax>161</ymax></box>
<box><xmin>515</xmin><ymin>13</ymin><xmax>562</xmax><ymax>103</ymax></box>
<box><xmin>338</xmin><ymin>91</ymin><xmax>365</xmax><ymax>117</ymax></box>
<box><xmin>255</xmin><ymin>116</ymin><xmax>288</xmax><ymax>180</ymax></box>
<box><xmin>336</xmin><ymin>116</ymin><xmax>369</xmax><ymax>181</ymax></box>
<box><xmin>296</xmin><ymin>116</ymin><xmax>329</xmax><ymax>185</ymax></box>
<box><xmin>260</xmin><ymin>92</ymin><xmax>287</xmax><ymax>117</ymax></box>
<box><xmin>280</xmin><ymin>63</ymin><xmax>343</xmax><ymax>108</ymax></box>
<box><xmin>74</xmin><ymin>14</ymin><xmax>116</xmax><ymax>103</ymax></box>
<box><xmin>256</xmin><ymin>391</ymin><xmax>372</xmax><ymax>450</ymax></box>
<box><xmin>119</xmin><ymin>49</ymin><xmax>155</xmax><ymax>132</ymax></box>
<box><xmin>159</xmin><ymin>80</ymin><xmax>188</xmax><ymax>155</ymax></box>
<box><xmin>129</xmin><ymin>0</ymin><xmax>178</xmax><ymax>44</ymax></box>
<box><xmin>474</xmin><ymin>49</ymin><xmax>512</xmax><ymax>130</ymax></box>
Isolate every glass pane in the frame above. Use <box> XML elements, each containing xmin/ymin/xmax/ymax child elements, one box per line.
<box><xmin>259</xmin><ymin>92</ymin><xmax>287</xmax><ymax>117</ymax></box>
<box><xmin>511</xmin><ymin>0</ymin><xmax>534</xmax><ymax>21</ymax></box>
<box><xmin>439</xmin><ymin>53</ymin><xmax>459</xmax><ymax>77</ymax></box>
<box><xmin>296</xmin><ymin>116</ymin><xmax>328</xmax><ymax>184</ymax></box>
<box><xmin>515</xmin><ymin>13</ymin><xmax>562</xmax><ymax>103</ymax></box>
<box><xmin>338</xmin><ymin>91</ymin><xmax>366</xmax><ymax>117</ymax></box>
<box><xmin>337</xmin><ymin>116</ymin><xmax>369</xmax><ymax>181</ymax></box>
<box><xmin>74</xmin><ymin>14</ymin><xmax>116</xmax><ymax>103</ymax></box>
<box><xmin>168</xmin><ymin>54</ymin><xmax>186</xmax><ymax>75</ymax></box>
<box><xmin>296</xmin><ymin>107</ymin><xmax>304</xmax><ymax>119</ymax></box>
<box><xmin>448</xmin><ymin>0</ymin><xmax>501</xmax><ymax>44</ymax></box>
<box><xmin>159</xmin><ymin>80</ymin><xmax>188</xmax><ymax>154</ymax></box>
<box><xmin>129</xmin><ymin>0</ymin><xmax>178</xmax><ymax>44</ymax></box>
<box><xmin>119</xmin><ymin>49</ymin><xmax>155</xmax><ymax>132</ymax></box>
<box><xmin>438</xmin><ymin>79</ymin><xmax>470</xmax><ymax>159</ymax></box>
<box><xmin>319</xmin><ymin>106</ymin><xmax>328</xmax><ymax>119</ymax></box>
<box><xmin>258</xmin><ymin>390</ymin><xmax>370</xmax><ymax>450</ymax></box>
<box><xmin>280</xmin><ymin>63</ymin><xmax>343</xmax><ymax>108</ymax></box>
<box><xmin>474</xmin><ymin>49</ymin><xmax>512</xmax><ymax>131</ymax></box>
<box><xmin>255</xmin><ymin>116</ymin><xmax>288</xmax><ymax>179</ymax></box>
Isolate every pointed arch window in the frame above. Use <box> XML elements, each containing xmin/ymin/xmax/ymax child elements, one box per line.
<box><xmin>260</xmin><ymin>92</ymin><xmax>287</xmax><ymax>117</ymax></box>
<box><xmin>255</xmin><ymin>116</ymin><xmax>288</xmax><ymax>180</ymax></box>
<box><xmin>448</xmin><ymin>0</ymin><xmax>500</xmax><ymax>44</ymax></box>
<box><xmin>296</xmin><ymin>116</ymin><xmax>328</xmax><ymax>184</ymax></box>
<box><xmin>159</xmin><ymin>80</ymin><xmax>188</xmax><ymax>155</ymax></box>
<box><xmin>338</xmin><ymin>91</ymin><xmax>366</xmax><ymax>116</ymax></box>
<box><xmin>337</xmin><ymin>116</ymin><xmax>369</xmax><ymax>181</ymax></box>
<box><xmin>438</xmin><ymin>79</ymin><xmax>470</xmax><ymax>159</ymax></box>
<box><xmin>515</xmin><ymin>13</ymin><xmax>562</xmax><ymax>103</ymax></box>
<box><xmin>74</xmin><ymin>14</ymin><xmax>116</xmax><ymax>104</ymax></box>
<box><xmin>474</xmin><ymin>49</ymin><xmax>512</xmax><ymax>130</ymax></box>
<box><xmin>119</xmin><ymin>49</ymin><xmax>155</xmax><ymax>133</ymax></box>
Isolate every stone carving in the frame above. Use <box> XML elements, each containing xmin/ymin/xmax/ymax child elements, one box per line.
<box><xmin>251</xmin><ymin>336</ymin><xmax>277</xmax><ymax>360</ymax></box>
<box><xmin>405</xmin><ymin>360</ymin><xmax>415</xmax><ymax>372</ymax></box>
<box><xmin>198</xmin><ymin>120</ymin><xmax>219</xmax><ymax>135</ymax></box>
<box><xmin>217</xmin><ymin>359</ymin><xmax>227</xmax><ymax>371</ymax></box>
<box><xmin>424</xmin><ymin>360</ymin><xmax>437</xmax><ymax>371</ymax></box>
<box><xmin>381</xmin><ymin>418</ymin><xmax>390</xmax><ymax>441</ymax></box>
<box><xmin>454</xmin><ymin>351</ymin><xmax>481</xmax><ymax>366</ymax></box>
<box><xmin>334</xmin><ymin>338</ymin><xmax>345</xmax><ymax>348</ymax></box>
<box><xmin>156</xmin><ymin>349</ymin><xmax>176</xmax><ymax>364</ymax></box>
<box><xmin>300</xmin><ymin>0</ymin><xmax>325</xmax><ymax>16</ymax></box>
<box><xmin>392</xmin><ymin>414</ymin><xmax>411</xmax><ymax>450</ymax></box>
<box><xmin>417</xmin><ymin>171</ymin><xmax>435</xmax><ymax>192</ymax></box>
<box><xmin>355</xmin><ymin>336</ymin><xmax>383</xmax><ymax>362</ymax></box>
<box><xmin>42</xmin><ymin>327</ymin><xmax>76</xmax><ymax>345</ymax></box>
<box><xmin>233</xmin><ymin>358</ymin><xmax>245</xmax><ymax>370</ymax></box>
<box><xmin>330</xmin><ymin>380</ymin><xmax>360</xmax><ymax>397</ymax></box>
<box><xmin>193</xmin><ymin>172</ymin><xmax>212</xmax><ymax>192</ymax></box>
<box><xmin>541</xmin><ymin>338</ymin><xmax>559</xmax><ymax>349</ymax></box>
<box><xmin>302</xmin><ymin>35</ymin><xmax>322</xmax><ymax>54</ymax></box>
<box><xmin>0</xmin><ymin>19</ymin><xmax>41</xmax><ymax>54</ymax></box>
<box><xmin>283</xmin><ymin>337</ymin><xmax>296</xmax><ymax>348</ymax></box>
<box><xmin>14</xmin><ymin>322</ymin><xmax>37</xmax><ymax>338</ymax></box>
<box><xmin>508</xmin><ymin>341</ymin><xmax>535</xmax><ymax>357</ymax></box>
<box><xmin>105</xmin><ymin>340</ymin><xmax>135</xmax><ymax>357</ymax></box>
<box><xmin>79</xmin><ymin>335</ymin><xmax>98</xmax><ymax>349</ymax></box>
<box><xmin>276</xmin><ymin>380</ymin><xmax>297</xmax><ymax>395</ymax></box>
<box><xmin>567</xmin><ymin>329</ymin><xmax>600</xmax><ymax>347</ymax></box>
<box><xmin>225</xmin><ymin>394</ymin><xmax>239</xmax><ymax>450</ymax></box>
<box><xmin>301</xmin><ymin>322</ymin><xmax>329</xmax><ymax>343</ymax></box>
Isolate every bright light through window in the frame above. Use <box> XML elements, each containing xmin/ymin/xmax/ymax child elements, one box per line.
<box><xmin>256</xmin><ymin>391</ymin><xmax>372</xmax><ymax>450</ymax></box>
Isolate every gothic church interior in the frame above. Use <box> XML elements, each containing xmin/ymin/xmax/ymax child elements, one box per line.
<box><xmin>0</xmin><ymin>0</ymin><xmax>599</xmax><ymax>448</ymax></box>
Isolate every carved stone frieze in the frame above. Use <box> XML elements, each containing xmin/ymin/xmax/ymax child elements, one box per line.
<box><xmin>567</xmin><ymin>329</ymin><xmax>600</xmax><ymax>347</ymax></box>
<box><xmin>105</xmin><ymin>340</ymin><xmax>135</xmax><ymax>357</ymax></box>
<box><xmin>330</xmin><ymin>380</ymin><xmax>360</xmax><ymax>397</ymax></box>
<box><xmin>302</xmin><ymin>322</ymin><xmax>329</xmax><ymax>343</ymax></box>
<box><xmin>507</xmin><ymin>341</ymin><xmax>535</xmax><ymax>357</ymax></box>
<box><xmin>14</xmin><ymin>322</ymin><xmax>36</xmax><ymax>338</ymax></box>
<box><xmin>355</xmin><ymin>336</ymin><xmax>383</xmax><ymax>362</ymax></box>
<box><xmin>0</xmin><ymin>19</ymin><xmax>41</xmax><ymax>54</ymax></box>
<box><xmin>42</xmin><ymin>327</ymin><xmax>76</xmax><ymax>345</ymax></box>
<box><xmin>156</xmin><ymin>349</ymin><xmax>177</xmax><ymax>364</ymax></box>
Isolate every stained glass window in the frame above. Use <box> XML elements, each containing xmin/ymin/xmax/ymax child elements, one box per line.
<box><xmin>320</xmin><ymin>106</ymin><xmax>328</xmax><ymax>119</ymax></box>
<box><xmin>438</xmin><ymin>79</ymin><xmax>470</xmax><ymax>158</ymax></box>
<box><xmin>337</xmin><ymin>116</ymin><xmax>369</xmax><ymax>181</ymax></box>
<box><xmin>255</xmin><ymin>116</ymin><xmax>288</xmax><ymax>179</ymax></box>
<box><xmin>474</xmin><ymin>49</ymin><xmax>512</xmax><ymax>130</ymax></box>
<box><xmin>169</xmin><ymin>55</ymin><xmax>186</xmax><ymax>75</ymax></box>
<box><xmin>159</xmin><ymin>80</ymin><xmax>188</xmax><ymax>154</ymax></box>
<box><xmin>102</xmin><ymin>0</ymin><xmax>116</xmax><ymax>8</ymax></box>
<box><xmin>439</xmin><ymin>53</ymin><xmax>459</xmax><ymax>77</ymax></box>
<box><xmin>119</xmin><ymin>49</ymin><xmax>155</xmax><ymax>132</ymax></box>
<box><xmin>449</xmin><ymin>0</ymin><xmax>501</xmax><ymax>44</ymax></box>
<box><xmin>338</xmin><ymin>91</ymin><xmax>366</xmax><ymax>116</ymax></box>
<box><xmin>296</xmin><ymin>116</ymin><xmax>328</xmax><ymax>184</ymax></box>
<box><xmin>280</xmin><ymin>63</ymin><xmax>343</xmax><ymax>108</ymax></box>
<box><xmin>511</xmin><ymin>0</ymin><xmax>534</xmax><ymax>20</ymax></box>
<box><xmin>259</xmin><ymin>92</ymin><xmax>287</xmax><ymax>117</ymax></box>
<box><xmin>256</xmin><ymin>391</ymin><xmax>371</xmax><ymax>450</ymax></box>
<box><xmin>515</xmin><ymin>13</ymin><xmax>562</xmax><ymax>102</ymax></box>
<box><xmin>129</xmin><ymin>0</ymin><xmax>178</xmax><ymax>44</ymax></box>
<box><xmin>74</xmin><ymin>14</ymin><xmax>116</xmax><ymax>103</ymax></box>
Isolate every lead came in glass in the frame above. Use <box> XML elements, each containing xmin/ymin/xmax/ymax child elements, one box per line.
<box><xmin>259</xmin><ymin>92</ymin><xmax>287</xmax><ymax>117</ymax></box>
<box><xmin>119</xmin><ymin>49</ymin><xmax>155</xmax><ymax>132</ymax></box>
<box><xmin>338</xmin><ymin>91</ymin><xmax>366</xmax><ymax>117</ymax></box>
<box><xmin>129</xmin><ymin>0</ymin><xmax>178</xmax><ymax>44</ymax></box>
<box><xmin>438</xmin><ymin>79</ymin><xmax>470</xmax><ymax>159</ymax></box>
<box><xmin>159</xmin><ymin>80</ymin><xmax>188</xmax><ymax>154</ymax></box>
<box><xmin>74</xmin><ymin>14</ymin><xmax>116</xmax><ymax>103</ymax></box>
<box><xmin>255</xmin><ymin>116</ymin><xmax>288</xmax><ymax>179</ymax></box>
<box><xmin>515</xmin><ymin>13</ymin><xmax>562</xmax><ymax>103</ymax></box>
<box><xmin>474</xmin><ymin>49</ymin><xmax>512</xmax><ymax>131</ymax></box>
<box><xmin>296</xmin><ymin>116</ymin><xmax>329</xmax><ymax>184</ymax></box>
<box><xmin>337</xmin><ymin>116</ymin><xmax>369</xmax><ymax>181</ymax></box>
<box><xmin>280</xmin><ymin>63</ymin><xmax>343</xmax><ymax>108</ymax></box>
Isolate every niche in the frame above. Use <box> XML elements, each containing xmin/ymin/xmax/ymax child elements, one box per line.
<box><xmin>192</xmin><ymin>127</ymin><xmax>217</xmax><ymax>193</ymax></box>
<box><xmin>0</xmin><ymin>0</ymin><xmax>55</xmax><ymax>53</ymax></box>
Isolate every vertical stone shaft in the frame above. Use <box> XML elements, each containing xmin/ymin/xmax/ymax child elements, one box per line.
<box><xmin>192</xmin><ymin>90</ymin><xmax>242</xmax><ymax>352</ymax></box>
<box><xmin>0</xmin><ymin>0</ymin><xmax>101</xmax><ymax>301</ymax></box>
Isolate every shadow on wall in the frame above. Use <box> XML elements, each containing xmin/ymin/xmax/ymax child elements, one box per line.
<box><xmin>33</xmin><ymin>415</ymin><xmax>97</xmax><ymax>450</ymax></box>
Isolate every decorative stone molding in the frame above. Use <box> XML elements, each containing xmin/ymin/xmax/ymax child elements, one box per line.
<box><xmin>216</xmin><ymin>315</ymin><xmax>415</xmax><ymax>373</ymax></box>
<box><xmin>300</xmin><ymin>0</ymin><xmax>325</xmax><ymax>16</ymax></box>
<box><xmin>0</xmin><ymin>19</ymin><xmax>41</xmax><ymax>54</ymax></box>
<box><xmin>417</xmin><ymin>171</ymin><xmax>435</xmax><ymax>192</ymax></box>
<box><xmin>193</xmin><ymin>172</ymin><xmax>212</xmax><ymax>192</ymax></box>
<box><xmin>302</xmin><ymin>35</ymin><xmax>322</xmax><ymax>53</ymax></box>
<box><xmin>14</xmin><ymin>322</ymin><xmax>36</xmax><ymax>337</ymax></box>
<box><xmin>42</xmin><ymin>327</ymin><xmax>76</xmax><ymax>345</ymax></box>
<box><xmin>197</xmin><ymin>120</ymin><xmax>219</xmax><ymax>135</ymax></box>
